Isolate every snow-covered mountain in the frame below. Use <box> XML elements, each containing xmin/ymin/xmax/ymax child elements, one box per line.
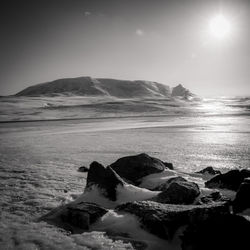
<box><xmin>16</xmin><ymin>77</ymin><xmax>171</xmax><ymax>98</ymax></box>
<box><xmin>15</xmin><ymin>77</ymin><xmax>195</xmax><ymax>99</ymax></box>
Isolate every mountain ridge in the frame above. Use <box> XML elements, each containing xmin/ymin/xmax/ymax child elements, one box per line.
<box><xmin>15</xmin><ymin>76</ymin><xmax>196</xmax><ymax>99</ymax></box>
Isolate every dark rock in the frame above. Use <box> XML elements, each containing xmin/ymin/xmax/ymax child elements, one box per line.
<box><xmin>40</xmin><ymin>202</ymin><xmax>108</xmax><ymax>232</ymax></box>
<box><xmin>78</xmin><ymin>166</ymin><xmax>89</xmax><ymax>172</ymax></box>
<box><xmin>116</xmin><ymin>201</ymin><xmax>230</xmax><ymax>240</ymax></box>
<box><xmin>196</xmin><ymin>166</ymin><xmax>221</xmax><ymax>175</ymax></box>
<box><xmin>233</xmin><ymin>178</ymin><xmax>250</xmax><ymax>213</ymax></box>
<box><xmin>86</xmin><ymin>161</ymin><xmax>126</xmax><ymax>201</ymax></box>
<box><xmin>241</xmin><ymin>169</ymin><xmax>250</xmax><ymax>178</ymax></box>
<box><xmin>152</xmin><ymin>179</ymin><xmax>200</xmax><ymax>205</ymax></box>
<box><xmin>197</xmin><ymin>191</ymin><xmax>230</xmax><ymax>205</ymax></box>
<box><xmin>163</xmin><ymin>162</ymin><xmax>174</xmax><ymax>170</ymax></box>
<box><xmin>244</xmin><ymin>177</ymin><xmax>250</xmax><ymax>184</ymax></box>
<box><xmin>110</xmin><ymin>153</ymin><xmax>165</xmax><ymax>185</ymax></box>
<box><xmin>205</xmin><ymin>169</ymin><xmax>250</xmax><ymax>191</ymax></box>
<box><xmin>181</xmin><ymin>214</ymin><xmax>250</xmax><ymax>250</ymax></box>
<box><xmin>153</xmin><ymin>176</ymin><xmax>187</xmax><ymax>191</ymax></box>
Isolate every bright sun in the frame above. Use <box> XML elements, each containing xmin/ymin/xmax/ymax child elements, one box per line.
<box><xmin>209</xmin><ymin>14</ymin><xmax>231</xmax><ymax>39</ymax></box>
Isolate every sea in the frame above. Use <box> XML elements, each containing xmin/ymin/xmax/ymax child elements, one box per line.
<box><xmin>0</xmin><ymin>95</ymin><xmax>249</xmax><ymax>249</ymax></box>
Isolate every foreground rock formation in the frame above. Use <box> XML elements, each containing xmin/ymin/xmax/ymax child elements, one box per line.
<box><xmin>40</xmin><ymin>153</ymin><xmax>250</xmax><ymax>250</ymax></box>
<box><xmin>116</xmin><ymin>201</ymin><xmax>229</xmax><ymax>240</ymax></box>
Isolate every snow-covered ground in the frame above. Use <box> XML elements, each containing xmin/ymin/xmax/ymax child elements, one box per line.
<box><xmin>0</xmin><ymin>96</ymin><xmax>250</xmax><ymax>249</ymax></box>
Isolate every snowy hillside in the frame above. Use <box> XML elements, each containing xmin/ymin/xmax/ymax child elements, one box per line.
<box><xmin>15</xmin><ymin>77</ymin><xmax>195</xmax><ymax>99</ymax></box>
<box><xmin>15</xmin><ymin>77</ymin><xmax>172</xmax><ymax>98</ymax></box>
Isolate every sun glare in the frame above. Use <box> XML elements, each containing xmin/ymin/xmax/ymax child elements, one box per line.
<box><xmin>209</xmin><ymin>14</ymin><xmax>231</xmax><ymax>39</ymax></box>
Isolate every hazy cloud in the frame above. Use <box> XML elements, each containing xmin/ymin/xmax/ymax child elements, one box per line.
<box><xmin>135</xmin><ymin>29</ymin><xmax>145</xmax><ymax>36</ymax></box>
<box><xmin>84</xmin><ymin>11</ymin><xmax>91</xmax><ymax>16</ymax></box>
<box><xmin>191</xmin><ymin>53</ymin><xmax>197</xmax><ymax>59</ymax></box>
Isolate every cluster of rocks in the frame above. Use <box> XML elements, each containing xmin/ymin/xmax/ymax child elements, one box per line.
<box><xmin>204</xmin><ymin>169</ymin><xmax>250</xmax><ymax>213</ymax></box>
<box><xmin>41</xmin><ymin>153</ymin><xmax>250</xmax><ymax>250</ymax></box>
<box><xmin>205</xmin><ymin>169</ymin><xmax>250</xmax><ymax>191</ymax></box>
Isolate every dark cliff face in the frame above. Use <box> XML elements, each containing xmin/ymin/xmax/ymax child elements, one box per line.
<box><xmin>15</xmin><ymin>77</ymin><xmax>172</xmax><ymax>98</ymax></box>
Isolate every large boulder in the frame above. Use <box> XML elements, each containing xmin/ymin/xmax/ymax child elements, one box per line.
<box><xmin>116</xmin><ymin>201</ymin><xmax>230</xmax><ymax>240</ymax></box>
<box><xmin>152</xmin><ymin>177</ymin><xmax>200</xmax><ymax>205</ymax></box>
<box><xmin>233</xmin><ymin>177</ymin><xmax>250</xmax><ymax>213</ymax></box>
<box><xmin>181</xmin><ymin>214</ymin><xmax>250</xmax><ymax>250</ymax></box>
<box><xmin>109</xmin><ymin>153</ymin><xmax>166</xmax><ymax>185</ymax></box>
<box><xmin>205</xmin><ymin>169</ymin><xmax>250</xmax><ymax>191</ymax></box>
<box><xmin>196</xmin><ymin>166</ymin><xmax>221</xmax><ymax>175</ymax></box>
<box><xmin>85</xmin><ymin>161</ymin><xmax>126</xmax><ymax>201</ymax></box>
<box><xmin>40</xmin><ymin>202</ymin><xmax>108</xmax><ymax>232</ymax></box>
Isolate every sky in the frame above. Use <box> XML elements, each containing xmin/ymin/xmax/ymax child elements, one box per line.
<box><xmin>0</xmin><ymin>0</ymin><xmax>249</xmax><ymax>97</ymax></box>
